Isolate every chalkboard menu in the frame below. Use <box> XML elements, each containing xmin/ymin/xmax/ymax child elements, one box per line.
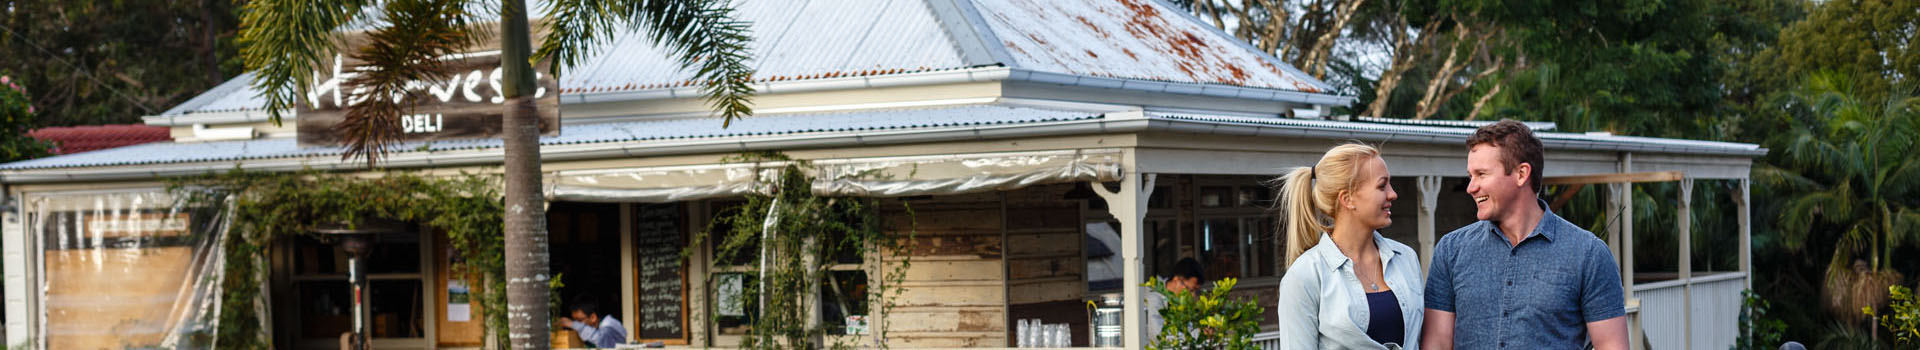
<box><xmin>635</xmin><ymin>204</ymin><xmax>687</xmax><ymax>341</ymax></box>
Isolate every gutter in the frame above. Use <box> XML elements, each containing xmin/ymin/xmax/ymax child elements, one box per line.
<box><xmin>143</xmin><ymin>66</ymin><xmax>1356</xmax><ymax>126</ymax></box>
<box><xmin>1142</xmin><ymin>117</ymin><xmax>1770</xmax><ymax>157</ymax></box>
<box><xmin>0</xmin><ymin>115</ymin><xmax>1153</xmax><ymax>184</ymax></box>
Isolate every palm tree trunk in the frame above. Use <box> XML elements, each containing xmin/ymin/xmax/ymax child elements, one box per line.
<box><xmin>499</xmin><ymin>0</ymin><xmax>551</xmax><ymax>348</ymax></box>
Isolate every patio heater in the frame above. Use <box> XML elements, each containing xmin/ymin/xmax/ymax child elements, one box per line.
<box><xmin>317</xmin><ymin>219</ymin><xmax>405</xmax><ymax>350</ymax></box>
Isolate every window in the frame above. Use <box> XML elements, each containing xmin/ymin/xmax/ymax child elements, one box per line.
<box><xmin>286</xmin><ymin>231</ymin><xmax>426</xmax><ymax>344</ymax></box>
<box><xmin>1194</xmin><ymin>181</ymin><xmax>1281</xmax><ymax>281</ymax></box>
<box><xmin>705</xmin><ymin>201</ymin><xmax>870</xmax><ymax>337</ymax></box>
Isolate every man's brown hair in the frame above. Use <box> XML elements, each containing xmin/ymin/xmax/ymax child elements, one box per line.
<box><xmin>1466</xmin><ymin>119</ymin><xmax>1545</xmax><ymax>194</ymax></box>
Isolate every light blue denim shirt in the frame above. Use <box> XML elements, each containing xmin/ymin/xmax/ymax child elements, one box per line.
<box><xmin>1277</xmin><ymin>232</ymin><xmax>1424</xmax><ymax>350</ymax></box>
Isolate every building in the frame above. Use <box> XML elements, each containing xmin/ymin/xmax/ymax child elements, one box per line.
<box><xmin>0</xmin><ymin>0</ymin><xmax>1762</xmax><ymax>349</ymax></box>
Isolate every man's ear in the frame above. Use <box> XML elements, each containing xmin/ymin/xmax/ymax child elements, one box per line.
<box><xmin>1514</xmin><ymin>162</ymin><xmax>1533</xmax><ymax>189</ymax></box>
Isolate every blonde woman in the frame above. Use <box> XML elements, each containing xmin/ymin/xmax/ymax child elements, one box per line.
<box><xmin>1274</xmin><ymin>144</ymin><xmax>1423</xmax><ymax>349</ymax></box>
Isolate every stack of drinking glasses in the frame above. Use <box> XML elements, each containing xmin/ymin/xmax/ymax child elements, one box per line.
<box><xmin>1015</xmin><ymin>319</ymin><xmax>1072</xmax><ymax>347</ymax></box>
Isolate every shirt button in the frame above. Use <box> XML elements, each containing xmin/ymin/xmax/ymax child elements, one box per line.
<box><xmin>1504</xmin><ymin>311</ymin><xmax>1509</xmax><ymax>317</ymax></box>
<box><xmin>1500</xmin><ymin>342</ymin><xmax>1506</xmax><ymax>347</ymax></box>
<box><xmin>1506</xmin><ymin>280</ymin><xmax>1512</xmax><ymax>286</ymax></box>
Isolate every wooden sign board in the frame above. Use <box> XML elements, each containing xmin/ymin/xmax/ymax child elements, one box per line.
<box><xmin>297</xmin><ymin>52</ymin><xmax>561</xmax><ymax>147</ymax></box>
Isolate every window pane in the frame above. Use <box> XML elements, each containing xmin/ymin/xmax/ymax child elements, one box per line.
<box><xmin>1198</xmin><ymin>186</ymin><xmax>1233</xmax><ymax>208</ymax></box>
<box><xmin>1238</xmin><ymin>185</ymin><xmax>1273</xmax><ymax>208</ymax></box>
<box><xmin>293</xmin><ymin>280</ymin><xmax>424</xmax><ymax>339</ymax></box>
<box><xmin>1148</xmin><ymin>219</ymin><xmax>1178</xmax><ymax>280</ymax></box>
<box><xmin>708</xmin><ymin>201</ymin><xmax>760</xmax><ymax>267</ymax></box>
<box><xmin>712</xmin><ymin>273</ymin><xmax>757</xmax><ymax>335</ymax></box>
<box><xmin>369</xmin><ymin>280</ymin><xmax>424</xmax><ymax>338</ymax></box>
<box><xmin>1245</xmin><ymin>218</ymin><xmax>1277</xmax><ymax>277</ymax></box>
<box><xmin>292</xmin><ymin>234</ymin><xmax>421</xmax><ymax>275</ymax></box>
<box><xmin>1200</xmin><ymin>218</ymin><xmax>1242</xmax><ymax>280</ymax></box>
<box><xmin>298</xmin><ymin>281</ymin><xmax>352</xmax><ymax>339</ymax></box>
<box><xmin>820</xmin><ymin>270</ymin><xmax>870</xmax><ymax>335</ymax></box>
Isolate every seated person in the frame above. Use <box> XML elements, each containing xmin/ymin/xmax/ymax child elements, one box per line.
<box><xmin>560</xmin><ymin>302</ymin><xmax>627</xmax><ymax>348</ymax></box>
<box><xmin>1145</xmin><ymin>258</ymin><xmax>1205</xmax><ymax>342</ymax></box>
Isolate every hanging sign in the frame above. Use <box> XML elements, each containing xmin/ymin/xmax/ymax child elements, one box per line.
<box><xmin>296</xmin><ymin>51</ymin><xmax>561</xmax><ymax>147</ymax></box>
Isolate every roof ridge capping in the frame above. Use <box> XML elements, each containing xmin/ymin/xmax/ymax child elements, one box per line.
<box><xmin>1353</xmin><ymin>116</ymin><xmax>1558</xmax><ymax>131</ymax></box>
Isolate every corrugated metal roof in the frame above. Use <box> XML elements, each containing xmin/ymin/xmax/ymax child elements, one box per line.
<box><xmin>560</xmin><ymin>0</ymin><xmax>967</xmax><ymax>93</ymax></box>
<box><xmin>970</xmin><ymin>0</ymin><xmax>1329</xmax><ymax>92</ymax></box>
<box><xmin>3</xmin><ymin>105</ymin><xmax>1102</xmax><ymax>170</ymax></box>
<box><xmin>1148</xmin><ymin>113</ymin><xmax>1767</xmax><ymax>156</ymax></box>
<box><xmin>156</xmin><ymin>0</ymin><xmax>1340</xmax><ymax>117</ymax></box>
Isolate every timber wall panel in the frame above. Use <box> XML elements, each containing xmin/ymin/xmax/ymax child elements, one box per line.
<box><xmin>1002</xmin><ymin>184</ymin><xmax>1090</xmax><ymax>346</ymax></box>
<box><xmin>882</xmin><ymin>191</ymin><xmax>1007</xmax><ymax>347</ymax></box>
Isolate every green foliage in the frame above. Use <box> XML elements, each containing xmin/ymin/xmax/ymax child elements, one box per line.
<box><xmin>695</xmin><ymin>152</ymin><xmax>913</xmax><ymax>350</ymax></box>
<box><xmin>1144</xmin><ymin>277</ymin><xmax>1264</xmax><ymax>350</ymax></box>
<box><xmin>1735</xmin><ymin>289</ymin><xmax>1789</xmax><ymax>350</ymax></box>
<box><xmin>0</xmin><ymin>74</ymin><xmax>49</xmax><ymax>162</ymax></box>
<box><xmin>169</xmin><ymin>170</ymin><xmax>509</xmax><ymax>349</ymax></box>
<box><xmin>1757</xmin><ymin>70</ymin><xmax>1920</xmax><ymax>277</ymax></box>
<box><xmin>235</xmin><ymin>0</ymin><xmax>371</xmax><ymax>125</ymax></box>
<box><xmin>1752</xmin><ymin>0</ymin><xmax>1919</xmax><ymax>102</ymax></box>
<box><xmin>0</xmin><ymin>1</ymin><xmax>245</xmax><ymax>126</ymax></box>
<box><xmin>1865</xmin><ymin>284</ymin><xmax>1920</xmax><ymax>347</ymax></box>
<box><xmin>1815</xmin><ymin>320</ymin><xmax>1885</xmax><ymax>350</ymax></box>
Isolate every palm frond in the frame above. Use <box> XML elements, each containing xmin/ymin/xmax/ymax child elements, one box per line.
<box><xmin>1753</xmin><ymin>164</ymin><xmax>1826</xmax><ymax>193</ymax></box>
<box><xmin>1783</xmin><ymin>131</ymin><xmax>1855</xmax><ymax>180</ymax></box>
<box><xmin>1827</xmin><ymin>223</ymin><xmax>1873</xmax><ymax>273</ymax></box>
<box><xmin>239</xmin><ymin>0</ymin><xmax>374</xmax><ymax>125</ymax></box>
<box><xmin>536</xmin><ymin>0</ymin><xmax>757</xmax><ymax>125</ymax></box>
<box><xmin>1893</xmin><ymin>207</ymin><xmax>1920</xmax><ymax>251</ymax></box>
<box><xmin>339</xmin><ymin>0</ymin><xmax>481</xmax><ymax>166</ymax></box>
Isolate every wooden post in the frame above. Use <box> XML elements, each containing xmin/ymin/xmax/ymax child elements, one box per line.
<box><xmin>1619</xmin><ymin>154</ymin><xmax>1642</xmax><ymax>350</ymax></box>
<box><xmin>1416</xmin><ymin>176</ymin><xmax>1442</xmax><ymax>272</ymax></box>
<box><xmin>620</xmin><ymin>203</ymin><xmax>638</xmax><ymax>340</ymax></box>
<box><xmin>1677</xmin><ymin>177</ymin><xmax>1694</xmax><ymax>350</ymax></box>
<box><xmin>1091</xmin><ymin>157</ymin><xmax>1153</xmax><ymax>350</ymax></box>
<box><xmin>1737</xmin><ymin>179</ymin><xmax>1752</xmax><ymax>290</ymax></box>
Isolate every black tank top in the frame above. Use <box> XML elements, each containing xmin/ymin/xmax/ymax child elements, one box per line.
<box><xmin>1365</xmin><ymin>290</ymin><xmax>1405</xmax><ymax>345</ymax></box>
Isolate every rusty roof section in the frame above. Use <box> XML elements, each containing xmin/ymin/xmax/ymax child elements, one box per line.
<box><xmin>970</xmin><ymin>0</ymin><xmax>1329</xmax><ymax>92</ymax></box>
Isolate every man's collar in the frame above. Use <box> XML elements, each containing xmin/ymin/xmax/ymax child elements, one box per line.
<box><xmin>1489</xmin><ymin>198</ymin><xmax>1564</xmax><ymax>242</ymax></box>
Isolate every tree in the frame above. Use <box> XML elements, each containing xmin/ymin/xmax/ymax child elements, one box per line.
<box><xmin>0</xmin><ymin>0</ymin><xmax>243</xmax><ymax>126</ymax></box>
<box><xmin>0</xmin><ymin>73</ymin><xmax>50</xmax><ymax>161</ymax></box>
<box><xmin>1757</xmin><ymin>70</ymin><xmax>1920</xmax><ymax>321</ymax></box>
<box><xmin>235</xmin><ymin>0</ymin><xmax>755</xmax><ymax>348</ymax></box>
<box><xmin>1750</xmin><ymin>0</ymin><xmax>1919</xmax><ymax>103</ymax></box>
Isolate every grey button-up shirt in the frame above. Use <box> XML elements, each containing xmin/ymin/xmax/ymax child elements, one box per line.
<box><xmin>1424</xmin><ymin>199</ymin><xmax>1625</xmax><ymax>349</ymax></box>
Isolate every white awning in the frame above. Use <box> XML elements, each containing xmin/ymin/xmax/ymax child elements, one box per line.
<box><xmin>548</xmin><ymin>149</ymin><xmax>1125</xmax><ymax>203</ymax></box>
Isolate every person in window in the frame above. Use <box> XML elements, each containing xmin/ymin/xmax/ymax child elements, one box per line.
<box><xmin>1274</xmin><ymin>143</ymin><xmax>1424</xmax><ymax>349</ymax></box>
<box><xmin>561</xmin><ymin>302</ymin><xmax>627</xmax><ymax>348</ymax></box>
<box><xmin>1145</xmin><ymin>258</ymin><xmax>1205</xmax><ymax>343</ymax></box>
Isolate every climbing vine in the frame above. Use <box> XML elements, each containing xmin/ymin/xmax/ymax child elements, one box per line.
<box><xmin>169</xmin><ymin>170</ymin><xmax>510</xmax><ymax>349</ymax></box>
<box><xmin>694</xmin><ymin>152</ymin><xmax>915</xmax><ymax>349</ymax></box>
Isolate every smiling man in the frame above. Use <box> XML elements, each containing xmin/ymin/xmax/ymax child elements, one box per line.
<box><xmin>1420</xmin><ymin>120</ymin><xmax>1630</xmax><ymax>350</ymax></box>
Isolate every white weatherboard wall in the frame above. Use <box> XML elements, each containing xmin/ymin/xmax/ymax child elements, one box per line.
<box><xmin>4</xmin><ymin>196</ymin><xmax>27</xmax><ymax>347</ymax></box>
<box><xmin>1637</xmin><ymin>272</ymin><xmax>1745</xmax><ymax>350</ymax></box>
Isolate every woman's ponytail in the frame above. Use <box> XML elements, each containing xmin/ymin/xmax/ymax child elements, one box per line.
<box><xmin>1279</xmin><ymin>166</ymin><xmax>1328</xmax><ymax>267</ymax></box>
<box><xmin>1273</xmin><ymin>143</ymin><xmax>1380</xmax><ymax>268</ymax></box>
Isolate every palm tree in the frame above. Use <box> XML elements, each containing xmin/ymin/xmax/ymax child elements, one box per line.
<box><xmin>1757</xmin><ymin>70</ymin><xmax>1920</xmax><ymax>320</ymax></box>
<box><xmin>237</xmin><ymin>0</ymin><xmax>754</xmax><ymax>348</ymax></box>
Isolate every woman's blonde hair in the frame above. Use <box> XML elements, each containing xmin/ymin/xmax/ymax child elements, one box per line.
<box><xmin>1276</xmin><ymin>143</ymin><xmax>1381</xmax><ymax>267</ymax></box>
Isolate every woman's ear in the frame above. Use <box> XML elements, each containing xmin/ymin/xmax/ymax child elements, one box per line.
<box><xmin>1339</xmin><ymin>190</ymin><xmax>1355</xmax><ymax>210</ymax></box>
